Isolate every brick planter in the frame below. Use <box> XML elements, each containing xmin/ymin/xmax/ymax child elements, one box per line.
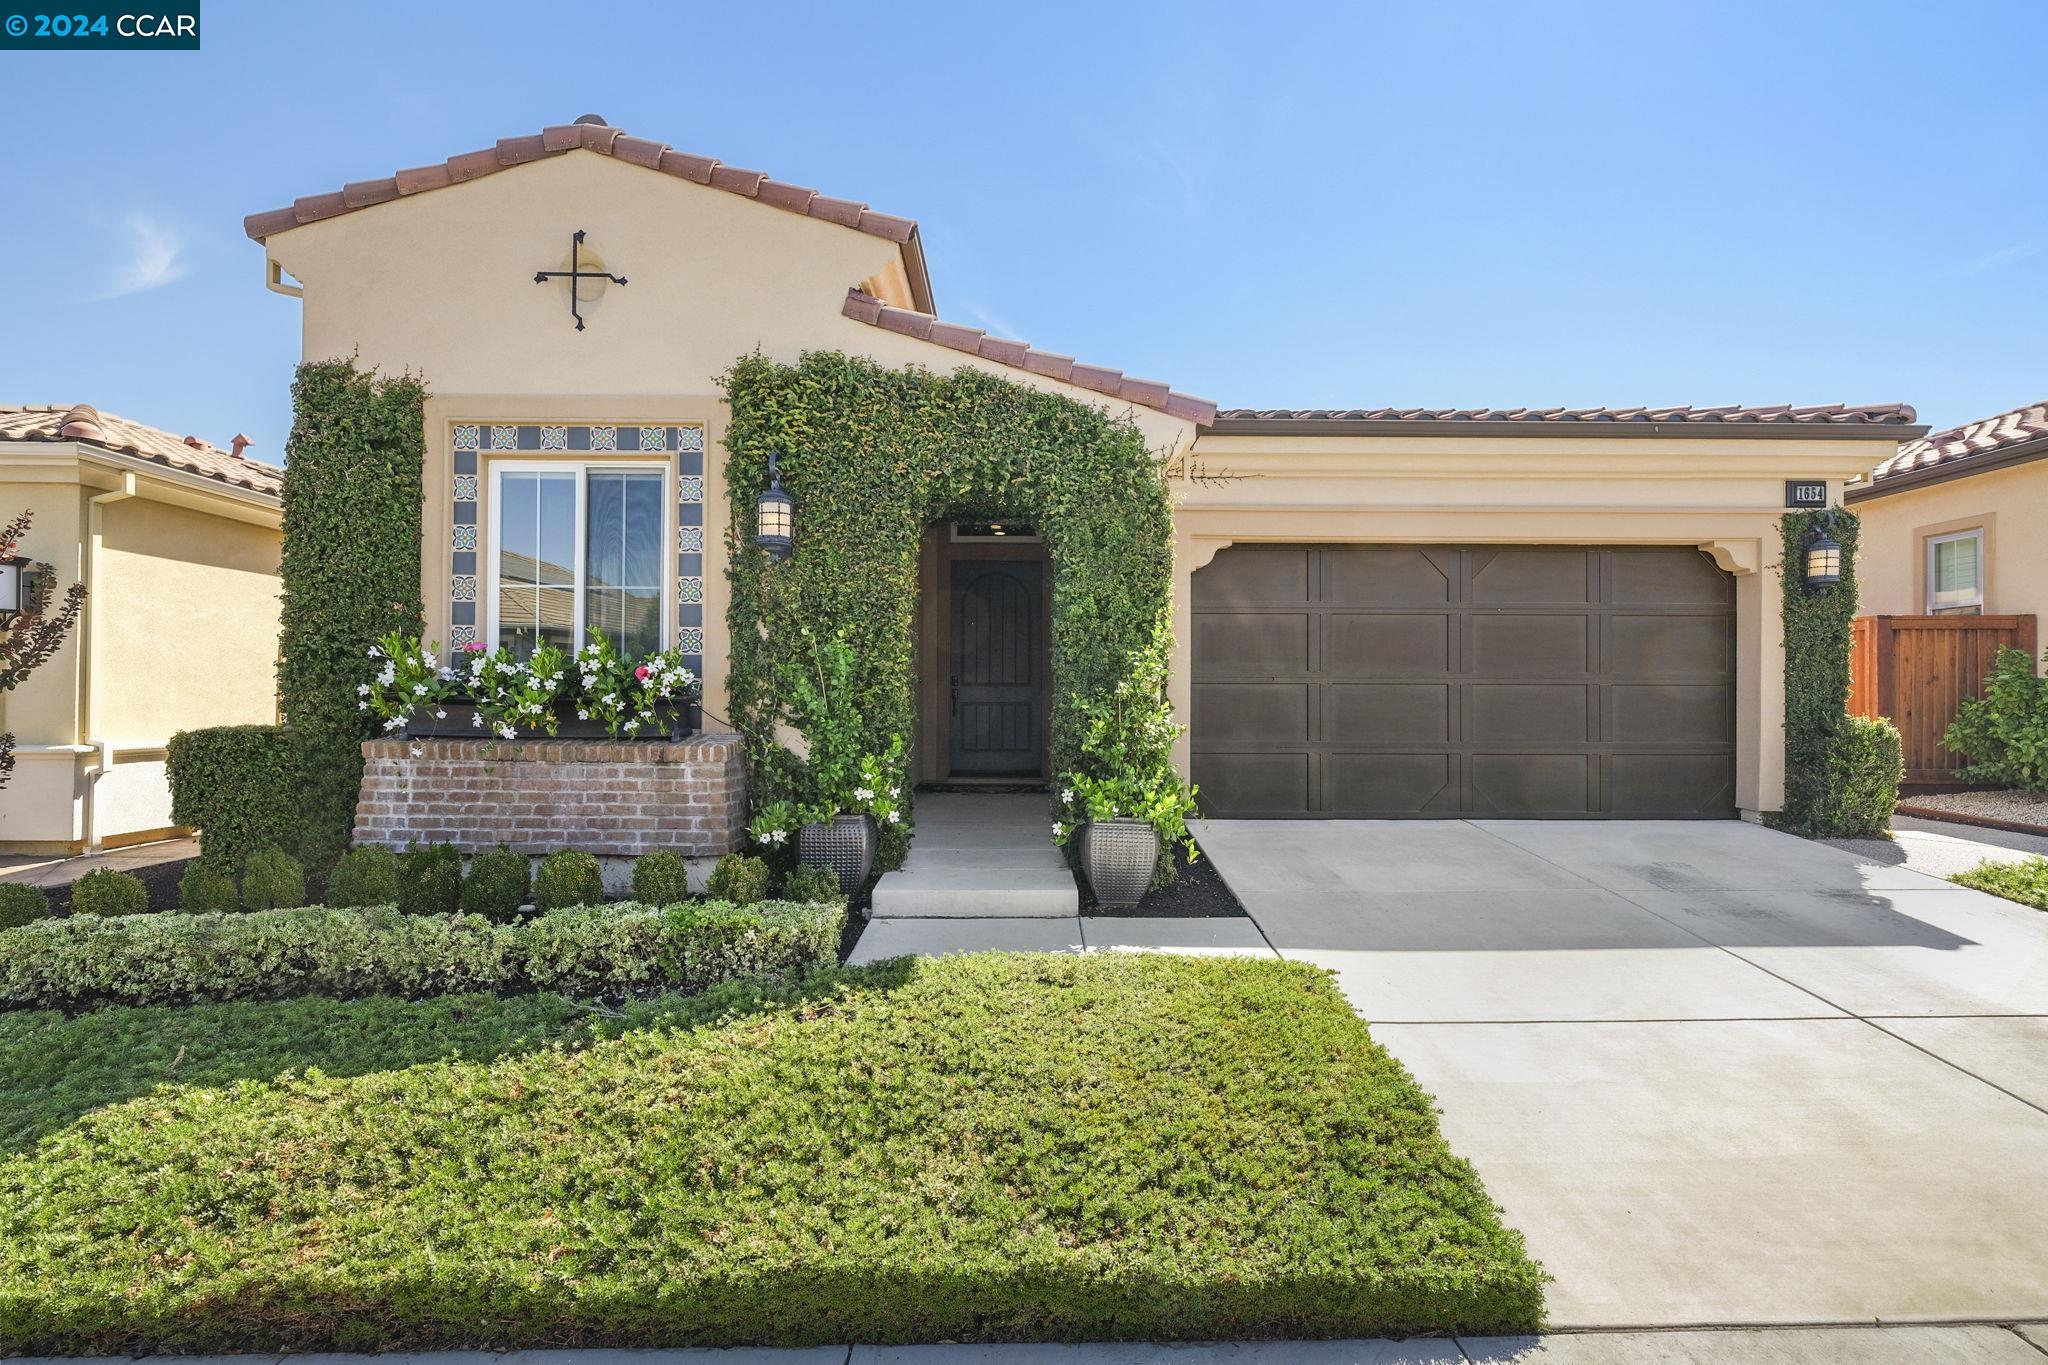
<box><xmin>354</xmin><ymin>734</ymin><xmax>746</xmax><ymax>856</ymax></box>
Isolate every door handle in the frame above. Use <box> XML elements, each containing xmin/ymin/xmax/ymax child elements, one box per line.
<box><xmin>950</xmin><ymin>674</ymin><xmax>959</xmax><ymax>716</ymax></box>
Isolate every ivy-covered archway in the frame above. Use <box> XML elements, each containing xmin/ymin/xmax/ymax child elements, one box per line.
<box><xmin>721</xmin><ymin>351</ymin><xmax>1175</xmax><ymax>866</ymax></box>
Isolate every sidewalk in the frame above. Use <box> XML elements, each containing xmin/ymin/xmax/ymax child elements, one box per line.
<box><xmin>0</xmin><ymin>835</ymin><xmax>198</xmax><ymax>890</ymax></box>
<box><xmin>20</xmin><ymin>1323</ymin><xmax>2047</xmax><ymax>1363</ymax></box>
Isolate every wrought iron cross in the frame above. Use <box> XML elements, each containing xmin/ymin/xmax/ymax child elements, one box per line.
<box><xmin>533</xmin><ymin>229</ymin><xmax>626</xmax><ymax>331</ymax></box>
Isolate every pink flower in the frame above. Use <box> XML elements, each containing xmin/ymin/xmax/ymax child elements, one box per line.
<box><xmin>463</xmin><ymin>640</ymin><xmax>486</xmax><ymax>653</ymax></box>
<box><xmin>634</xmin><ymin>664</ymin><xmax>651</xmax><ymax>680</ymax></box>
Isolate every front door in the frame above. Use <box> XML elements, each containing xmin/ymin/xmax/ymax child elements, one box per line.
<box><xmin>949</xmin><ymin>559</ymin><xmax>1043</xmax><ymax>775</ymax></box>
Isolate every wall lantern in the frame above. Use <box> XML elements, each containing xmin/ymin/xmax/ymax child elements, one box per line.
<box><xmin>1803</xmin><ymin>531</ymin><xmax>1843</xmax><ymax>592</ymax></box>
<box><xmin>0</xmin><ymin>554</ymin><xmax>42</xmax><ymax>623</ymax></box>
<box><xmin>756</xmin><ymin>451</ymin><xmax>794</xmax><ymax>561</ymax></box>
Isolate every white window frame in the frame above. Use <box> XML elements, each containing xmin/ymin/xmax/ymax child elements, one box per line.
<box><xmin>485</xmin><ymin>459</ymin><xmax>673</xmax><ymax>655</ymax></box>
<box><xmin>1925</xmin><ymin>528</ymin><xmax>1985</xmax><ymax>613</ymax></box>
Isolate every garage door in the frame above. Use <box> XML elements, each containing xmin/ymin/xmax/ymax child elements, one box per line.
<box><xmin>1191</xmin><ymin>546</ymin><xmax>1735</xmax><ymax>818</ymax></box>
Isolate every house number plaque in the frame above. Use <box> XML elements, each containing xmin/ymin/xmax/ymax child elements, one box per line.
<box><xmin>1784</xmin><ymin>480</ymin><xmax>1829</xmax><ymax>509</ymax></box>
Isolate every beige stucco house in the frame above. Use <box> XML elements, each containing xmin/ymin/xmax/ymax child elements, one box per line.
<box><xmin>247</xmin><ymin>115</ymin><xmax>1920</xmax><ymax>824</ymax></box>
<box><xmin>0</xmin><ymin>406</ymin><xmax>283</xmax><ymax>853</ymax></box>
<box><xmin>1848</xmin><ymin>401</ymin><xmax>2048</xmax><ymax>630</ymax></box>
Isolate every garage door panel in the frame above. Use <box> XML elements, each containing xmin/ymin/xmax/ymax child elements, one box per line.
<box><xmin>1193</xmin><ymin>752</ymin><xmax>1310</xmax><ymax>815</ymax></box>
<box><xmin>1329</xmin><ymin>684</ymin><xmax>1450</xmax><ymax>743</ymax></box>
<box><xmin>1196</xmin><ymin>547</ymin><xmax>1310</xmax><ymax>606</ymax></box>
<box><xmin>1610</xmin><ymin>684</ymin><xmax>1734</xmax><ymax>744</ymax></box>
<box><xmin>1472</xmin><ymin>753</ymin><xmax>1593</xmax><ymax>815</ymax></box>
<box><xmin>1609</xmin><ymin>754</ymin><xmax>1734</xmax><ymax>815</ymax></box>
<box><xmin>1326</xmin><ymin>547</ymin><xmax>1454</xmax><ymax>606</ymax></box>
<box><xmin>1609</xmin><ymin>549</ymin><xmax>1733</xmax><ymax>605</ymax></box>
<box><xmin>1193</xmin><ymin>612</ymin><xmax>1308</xmax><ymax>676</ymax></box>
<box><xmin>1327</xmin><ymin>753</ymin><xmax>1457</xmax><ymax>814</ymax></box>
<box><xmin>1194</xmin><ymin>683</ymin><xmax>1308</xmax><ymax>745</ymax></box>
<box><xmin>1192</xmin><ymin>545</ymin><xmax>1734</xmax><ymax>818</ymax></box>
<box><xmin>1327</xmin><ymin>614</ymin><xmax>1450</xmax><ymax>675</ymax></box>
<box><xmin>1471</xmin><ymin>549</ymin><xmax>1592</xmax><ymax>604</ymax></box>
<box><xmin>1471</xmin><ymin>684</ymin><xmax>1591</xmax><ymax>743</ymax></box>
<box><xmin>1610</xmin><ymin>614</ymin><xmax>1735</xmax><ymax>676</ymax></box>
<box><xmin>1472</xmin><ymin>614</ymin><xmax>1589</xmax><ymax>676</ymax></box>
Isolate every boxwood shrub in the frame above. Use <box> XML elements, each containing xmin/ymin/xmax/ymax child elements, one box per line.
<box><xmin>176</xmin><ymin>863</ymin><xmax>237</xmax><ymax>914</ymax></box>
<box><xmin>325</xmin><ymin>846</ymin><xmax>400</xmax><ymax>908</ymax></box>
<box><xmin>534</xmin><ymin>850</ymin><xmax>604</xmax><ymax>911</ymax></box>
<box><xmin>240</xmin><ymin>847</ymin><xmax>307</xmax><ymax>913</ymax></box>
<box><xmin>68</xmin><ymin>869</ymin><xmax>148</xmax><ymax>918</ymax></box>
<box><xmin>0</xmin><ymin>884</ymin><xmax>50</xmax><ymax>930</ymax></box>
<box><xmin>461</xmin><ymin>846</ymin><xmax>531</xmax><ymax>921</ymax></box>
<box><xmin>0</xmin><ymin>899</ymin><xmax>843</xmax><ymax>1014</ymax></box>
<box><xmin>165</xmin><ymin>724</ymin><xmax>300</xmax><ymax>870</ymax></box>
<box><xmin>783</xmin><ymin>862</ymin><xmax>841</xmax><ymax>904</ymax></box>
<box><xmin>707</xmin><ymin>852</ymin><xmax>770</xmax><ymax>905</ymax></box>
<box><xmin>631</xmin><ymin>849</ymin><xmax>691</xmax><ymax>906</ymax></box>
<box><xmin>398</xmin><ymin>842</ymin><xmax>462</xmax><ymax>916</ymax></box>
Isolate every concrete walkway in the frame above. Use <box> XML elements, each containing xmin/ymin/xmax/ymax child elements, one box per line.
<box><xmin>870</xmin><ymin>793</ymin><xmax>1078</xmax><ymax>917</ymax></box>
<box><xmin>1826</xmin><ymin>812</ymin><xmax>2048</xmax><ymax>880</ymax></box>
<box><xmin>1196</xmin><ymin>818</ymin><xmax>2048</xmax><ymax>1329</ymax></box>
<box><xmin>848</xmin><ymin>912</ymin><xmax>1272</xmax><ymax>964</ymax></box>
<box><xmin>0</xmin><ymin>834</ymin><xmax>198</xmax><ymax>889</ymax></box>
<box><xmin>25</xmin><ymin>1324</ymin><xmax>2048</xmax><ymax>1362</ymax></box>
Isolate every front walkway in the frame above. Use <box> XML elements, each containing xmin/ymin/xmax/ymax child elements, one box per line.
<box><xmin>0</xmin><ymin>835</ymin><xmax>199</xmax><ymax>890</ymax></box>
<box><xmin>869</xmin><ymin>793</ymin><xmax>1078</xmax><ymax>917</ymax></box>
<box><xmin>1196</xmin><ymin>818</ymin><xmax>2048</xmax><ymax>1329</ymax></box>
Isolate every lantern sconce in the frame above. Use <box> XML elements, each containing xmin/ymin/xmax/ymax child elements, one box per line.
<box><xmin>1802</xmin><ymin>528</ymin><xmax>1843</xmax><ymax>592</ymax></box>
<box><xmin>756</xmin><ymin>450</ymin><xmax>794</xmax><ymax>562</ymax></box>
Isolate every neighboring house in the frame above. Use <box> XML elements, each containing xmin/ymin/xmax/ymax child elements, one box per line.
<box><xmin>0</xmin><ymin>406</ymin><xmax>283</xmax><ymax>853</ymax></box>
<box><xmin>244</xmin><ymin>116</ymin><xmax>1918</xmax><ymax>824</ymax></box>
<box><xmin>1849</xmin><ymin>401</ymin><xmax>2048</xmax><ymax>627</ymax></box>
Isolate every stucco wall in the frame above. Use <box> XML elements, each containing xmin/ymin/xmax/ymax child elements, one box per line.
<box><xmin>264</xmin><ymin>149</ymin><xmax>1197</xmax><ymax>725</ymax></box>
<box><xmin>1851</xmin><ymin>462</ymin><xmax>2048</xmax><ymax>633</ymax></box>
<box><xmin>1171</xmin><ymin>431</ymin><xmax>1900</xmax><ymax>816</ymax></box>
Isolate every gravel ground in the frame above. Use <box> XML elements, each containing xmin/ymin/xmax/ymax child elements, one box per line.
<box><xmin>1900</xmin><ymin>788</ymin><xmax>2048</xmax><ymax>829</ymax></box>
<box><xmin>1825</xmin><ymin>814</ymin><xmax>2048</xmax><ymax>880</ymax></box>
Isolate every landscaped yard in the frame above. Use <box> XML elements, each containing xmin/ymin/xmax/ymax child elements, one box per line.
<box><xmin>1953</xmin><ymin>856</ymin><xmax>2048</xmax><ymax>910</ymax></box>
<box><xmin>0</xmin><ymin>952</ymin><xmax>1542</xmax><ymax>1351</ymax></box>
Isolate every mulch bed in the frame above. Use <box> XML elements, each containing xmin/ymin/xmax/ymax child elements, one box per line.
<box><xmin>1079</xmin><ymin>840</ymin><xmax>1248</xmax><ymax>918</ymax></box>
<box><xmin>36</xmin><ymin>856</ymin><xmax>194</xmax><ymax>916</ymax></box>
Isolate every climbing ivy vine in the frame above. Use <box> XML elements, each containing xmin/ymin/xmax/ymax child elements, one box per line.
<box><xmin>721</xmin><ymin>351</ymin><xmax>1177</xmax><ymax>868</ymax></box>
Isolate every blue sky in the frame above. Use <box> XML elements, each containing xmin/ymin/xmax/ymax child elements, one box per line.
<box><xmin>2</xmin><ymin>0</ymin><xmax>2043</xmax><ymax>460</ymax></box>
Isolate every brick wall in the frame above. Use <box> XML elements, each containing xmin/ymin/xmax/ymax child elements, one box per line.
<box><xmin>354</xmin><ymin>734</ymin><xmax>746</xmax><ymax>856</ymax></box>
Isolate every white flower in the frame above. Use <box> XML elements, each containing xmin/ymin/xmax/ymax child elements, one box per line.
<box><xmin>438</xmin><ymin>667</ymin><xmax>454</xmax><ymax>681</ymax></box>
<box><xmin>498</xmin><ymin>724</ymin><xmax>516</xmax><ymax>739</ymax></box>
<box><xmin>1052</xmin><ymin>821</ymin><xmax>1066</xmax><ymax>839</ymax></box>
<box><xmin>412</xmin><ymin>683</ymin><xmax>428</xmax><ymax>696</ymax></box>
<box><xmin>471</xmin><ymin>713</ymin><xmax>485</xmax><ymax>729</ymax></box>
<box><xmin>1060</xmin><ymin>789</ymin><xmax>1073</xmax><ymax>804</ymax></box>
<box><xmin>434</xmin><ymin>709</ymin><xmax>447</xmax><ymax>720</ymax></box>
<box><xmin>854</xmin><ymin>787</ymin><xmax>873</xmax><ymax>802</ymax></box>
<box><xmin>357</xmin><ymin>682</ymin><xmax>371</xmax><ymax>696</ymax></box>
<box><xmin>367</xmin><ymin>646</ymin><xmax>381</xmax><ymax>658</ymax></box>
<box><xmin>577</xmin><ymin>709</ymin><xmax>589</xmax><ymax>720</ymax></box>
<box><xmin>889</xmin><ymin>785</ymin><xmax>902</xmax><ymax>799</ymax></box>
<box><xmin>357</xmin><ymin>700</ymin><xmax>368</xmax><ymax>710</ymax></box>
<box><xmin>383</xmin><ymin>716</ymin><xmax>405</xmax><ymax>732</ymax></box>
<box><xmin>409</xmin><ymin>743</ymin><xmax>424</xmax><ymax>758</ymax></box>
<box><xmin>886</xmin><ymin>810</ymin><xmax>901</xmax><ymax>824</ymax></box>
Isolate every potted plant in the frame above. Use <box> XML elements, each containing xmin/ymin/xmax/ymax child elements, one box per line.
<box><xmin>749</xmin><ymin>630</ymin><xmax>907</xmax><ymax>896</ymax></box>
<box><xmin>1054</xmin><ymin>620</ymin><xmax>1198</xmax><ymax>908</ymax></box>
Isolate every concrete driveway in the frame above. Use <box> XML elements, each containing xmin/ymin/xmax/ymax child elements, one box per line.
<box><xmin>1197</xmin><ymin>818</ymin><xmax>2048</xmax><ymax>1330</ymax></box>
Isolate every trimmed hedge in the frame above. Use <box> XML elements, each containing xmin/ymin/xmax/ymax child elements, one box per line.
<box><xmin>460</xmin><ymin>846</ymin><xmax>530</xmax><ymax>921</ymax></box>
<box><xmin>0</xmin><ymin>955</ymin><xmax>1543</xmax><ymax>1350</ymax></box>
<box><xmin>0</xmin><ymin>899</ymin><xmax>844</xmax><ymax>1014</ymax></box>
<box><xmin>165</xmin><ymin>725</ymin><xmax>299</xmax><ymax>870</ymax></box>
<box><xmin>706</xmin><ymin>852</ymin><xmax>769</xmax><ymax>905</ymax></box>
<box><xmin>240</xmin><ymin>848</ymin><xmax>306</xmax><ymax>913</ymax></box>
<box><xmin>176</xmin><ymin>863</ymin><xmax>237</xmax><ymax>914</ymax></box>
<box><xmin>0</xmin><ymin>884</ymin><xmax>49</xmax><ymax>930</ymax></box>
<box><xmin>326</xmin><ymin>846</ymin><xmax>400</xmax><ymax>908</ymax></box>
<box><xmin>534</xmin><ymin>850</ymin><xmax>603</xmax><ymax>912</ymax></box>
<box><xmin>398</xmin><ymin>842</ymin><xmax>462</xmax><ymax>916</ymax></box>
<box><xmin>630</xmin><ymin>849</ymin><xmax>691</xmax><ymax>907</ymax></box>
<box><xmin>280</xmin><ymin>360</ymin><xmax>428</xmax><ymax>875</ymax></box>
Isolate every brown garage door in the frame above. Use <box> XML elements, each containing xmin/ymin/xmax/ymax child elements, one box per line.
<box><xmin>1191</xmin><ymin>546</ymin><xmax>1735</xmax><ymax>818</ymax></box>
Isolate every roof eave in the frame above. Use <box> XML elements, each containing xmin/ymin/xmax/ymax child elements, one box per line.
<box><xmin>1848</xmin><ymin>434</ymin><xmax>2048</xmax><ymax>502</ymax></box>
<box><xmin>1207</xmin><ymin>416</ymin><xmax>1930</xmax><ymax>440</ymax></box>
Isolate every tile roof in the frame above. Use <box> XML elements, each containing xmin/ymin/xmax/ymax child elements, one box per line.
<box><xmin>1872</xmin><ymin>400</ymin><xmax>2048</xmax><ymax>482</ymax></box>
<box><xmin>244</xmin><ymin>116</ymin><xmax>934</xmax><ymax>312</ymax></box>
<box><xmin>1215</xmin><ymin>403</ymin><xmax>1920</xmax><ymax>427</ymax></box>
<box><xmin>841</xmin><ymin>290</ymin><xmax>1219</xmax><ymax>425</ymax></box>
<box><xmin>0</xmin><ymin>405</ymin><xmax>282</xmax><ymax>498</ymax></box>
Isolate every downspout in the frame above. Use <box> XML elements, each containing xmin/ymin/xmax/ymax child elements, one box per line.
<box><xmin>77</xmin><ymin>472</ymin><xmax>136</xmax><ymax>853</ymax></box>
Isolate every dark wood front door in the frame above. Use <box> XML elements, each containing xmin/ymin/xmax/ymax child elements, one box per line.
<box><xmin>950</xmin><ymin>559</ymin><xmax>1044</xmax><ymax>775</ymax></box>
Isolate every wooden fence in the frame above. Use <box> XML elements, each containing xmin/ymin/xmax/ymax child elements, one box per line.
<box><xmin>1849</xmin><ymin>614</ymin><xmax>2038</xmax><ymax>784</ymax></box>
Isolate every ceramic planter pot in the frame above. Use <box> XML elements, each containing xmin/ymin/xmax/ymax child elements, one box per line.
<box><xmin>799</xmin><ymin>813</ymin><xmax>877</xmax><ymax>896</ymax></box>
<box><xmin>405</xmin><ymin>698</ymin><xmax>697</xmax><ymax>740</ymax></box>
<box><xmin>1081</xmin><ymin>818</ymin><xmax>1159</xmax><ymax>908</ymax></box>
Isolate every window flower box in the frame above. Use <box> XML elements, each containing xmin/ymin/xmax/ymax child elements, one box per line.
<box><xmin>404</xmin><ymin>698</ymin><xmax>698</xmax><ymax>741</ymax></box>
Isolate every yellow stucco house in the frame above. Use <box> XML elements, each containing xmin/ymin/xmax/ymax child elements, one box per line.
<box><xmin>246</xmin><ymin>116</ymin><xmax>1920</xmax><ymax>825</ymax></box>
<box><xmin>0</xmin><ymin>406</ymin><xmax>283</xmax><ymax>853</ymax></box>
<box><xmin>1849</xmin><ymin>401</ymin><xmax>2048</xmax><ymax>626</ymax></box>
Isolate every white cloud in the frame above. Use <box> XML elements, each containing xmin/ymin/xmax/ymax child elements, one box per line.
<box><xmin>99</xmin><ymin>213</ymin><xmax>188</xmax><ymax>299</ymax></box>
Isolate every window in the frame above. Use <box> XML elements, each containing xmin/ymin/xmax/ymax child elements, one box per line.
<box><xmin>1926</xmin><ymin>528</ymin><xmax>1984</xmax><ymax>614</ymax></box>
<box><xmin>489</xmin><ymin>463</ymin><xmax>667</xmax><ymax>658</ymax></box>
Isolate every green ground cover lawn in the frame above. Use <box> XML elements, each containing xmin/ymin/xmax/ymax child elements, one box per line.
<box><xmin>0</xmin><ymin>953</ymin><xmax>1541</xmax><ymax>1351</ymax></box>
<box><xmin>1952</xmin><ymin>856</ymin><xmax>2048</xmax><ymax>910</ymax></box>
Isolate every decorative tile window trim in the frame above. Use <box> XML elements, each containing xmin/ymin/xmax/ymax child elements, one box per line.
<box><xmin>451</xmin><ymin>422</ymin><xmax>708</xmax><ymax>677</ymax></box>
